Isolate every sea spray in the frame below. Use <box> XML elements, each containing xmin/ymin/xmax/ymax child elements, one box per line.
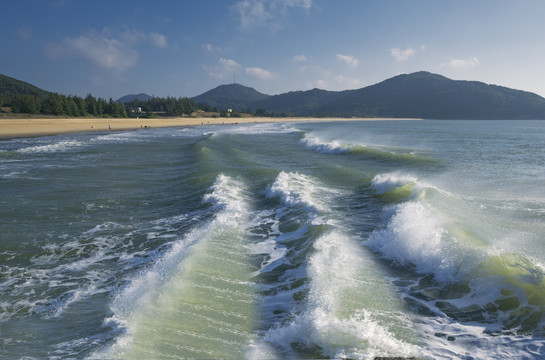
<box><xmin>95</xmin><ymin>174</ymin><xmax>258</xmax><ymax>359</ymax></box>
<box><xmin>266</xmin><ymin>171</ymin><xmax>331</xmax><ymax>213</ymax></box>
<box><xmin>300</xmin><ymin>133</ymin><xmax>351</xmax><ymax>154</ymax></box>
<box><xmin>369</xmin><ymin>172</ymin><xmax>545</xmax><ymax>347</ymax></box>
<box><xmin>250</xmin><ymin>171</ymin><xmax>419</xmax><ymax>358</ymax></box>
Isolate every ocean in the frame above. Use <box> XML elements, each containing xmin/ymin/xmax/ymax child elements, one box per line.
<box><xmin>1</xmin><ymin>119</ymin><xmax>545</xmax><ymax>359</ymax></box>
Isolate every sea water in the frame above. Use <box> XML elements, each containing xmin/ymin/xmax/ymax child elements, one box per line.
<box><xmin>1</xmin><ymin>120</ymin><xmax>545</xmax><ymax>359</ymax></box>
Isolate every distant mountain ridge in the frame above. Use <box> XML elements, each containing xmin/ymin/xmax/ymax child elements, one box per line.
<box><xmin>311</xmin><ymin>72</ymin><xmax>545</xmax><ymax>119</ymax></box>
<box><xmin>116</xmin><ymin>93</ymin><xmax>152</xmax><ymax>103</ymax></box>
<box><xmin>3</xmin><ymin>72</ymin><xmax>545</xmax><ymax>119</ymax></box>
<box><xmin>192</xmin><ymin>72</ymin><xmax>545</xmax><ymax>119</ymax></box>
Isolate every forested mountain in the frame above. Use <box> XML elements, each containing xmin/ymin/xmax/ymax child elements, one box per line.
<box><xmin>255</xmin><ymin>88</ymin><xmax>351</xmax><ymax>114</ymax></box>
<box><xmin>3</xmin><ymin>72</ymin><xmax>545</xmax><ymax>119</ymax></box>
<box><xmin>191</xmin><ymin>83</ymin><xmax>270</xmax><ymax>111</ymax></box>
<box><xmin>0</xmin><ymin>75</ymin><xmax>192</xmax><ymax>117</ymax></box>
<box><xmin>192</xmin><ymin>72</ymin><xmax>545</xmax><ymax>119</ymax></box>
<box><xmin>0</xmin><ymin>74</ymin><xmax>51</xmax><ymax>99</ymax></box>
<box><xmin>0</xmin><ymin>74</ymin><xmax>127</xmax><ymax>117</ymax></box>
<box><xmin>310</xmin><ymin>72</ymin><xmax>545</xmax><ymax>119</ymax></box>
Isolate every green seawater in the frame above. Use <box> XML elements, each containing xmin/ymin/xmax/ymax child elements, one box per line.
<box><xmin>1</xmin><ymin>120</ymin><xmax>545</xmax><ymax>359</ymax></box>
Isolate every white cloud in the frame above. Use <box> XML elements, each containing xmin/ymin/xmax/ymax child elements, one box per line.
<box><xmin>440</xmin><ymin>57</ymin><xmax>480</xmax><ymax>69</ymax></box>
<box><xmin>293</xmin><ymin>54</ymin><xmax>307</xmax><ymax>62</ymax></box>
<box><xmin>336</xmin><ymin>54</ymin><xmax>359</xmax><ymax>67</ymax></box>
<box><xmin>307</xmin><ymin>79</ymin><xmax>328</xmax><ymax>89</ymax></box>
<box><xmin>204</xmin><ymin>58</ymin><xmax>242</xmax><ymax>79</ymax></box>
<box><xmin>65</xmin><ymin>33</ymin><xmax>138</xmax><ymax>71</ymax></box>
<box><xmin>233</xmin><ymin>0</ymin><xmax>313</xmax><ymax>30</ymax></box>
<box><xmin>219</xmin><ymin>58</ymin><xmax>241</xmax><ymax>69</ymax></box>
<box><xmin>149</xmin><ymin>32</ymin><xmax>167</xmax><ymax>48</ymax></box>
<box><xmin>235</xmin><ymin>0</ymin><xmax>271</xmax><ymax>29</ymax></box>
<box><xmin>390</xmin><ymin>47</ymin><xmax>416</xmax><ymax>61</ymax></box>
<box><xmin>245</xmin><ymin>66</ymin><xmax>276</xmax><ymax>80</ymax></box>
<box><xmin>46</xmin><ymin>28</ymin><xmax>167</xmax><ymax>72</ymax></box>
<box><xmin>119</xmin><ymin>29</ymin><xmax>167</xmax><ymax>48</ymax></box>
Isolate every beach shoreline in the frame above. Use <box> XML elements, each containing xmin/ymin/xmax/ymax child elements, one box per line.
<box><xmin>0</xmin><ymin>116</ymin><xmax>420</xmax><ymax>139</ymax></box>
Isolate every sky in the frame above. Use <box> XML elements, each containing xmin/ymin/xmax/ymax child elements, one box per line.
<box><xmin>2</xmin><ymin>0</ymin><xmax>545</xmax><ymax>100</ymax></box>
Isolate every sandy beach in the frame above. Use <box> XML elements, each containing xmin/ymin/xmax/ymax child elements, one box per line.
<box><xmin>0</xmin><ymin>116</ymin><xmax>419</xmax><ymax>139</ymax></box>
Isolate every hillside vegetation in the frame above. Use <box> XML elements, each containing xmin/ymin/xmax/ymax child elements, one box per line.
<box><xmin>3</xmin><ymin>72</ymin><xmax>545</xmax><ymax>119</ymax></box>
<box><xmin>0</xmin><ymin>75</ymin><xmax>194</xmax><ymax>118</ymax></box>
<box><xmin>191</xmin><ymin>72</ymin><xmax>545</xmax><ymax>119</ymax></box>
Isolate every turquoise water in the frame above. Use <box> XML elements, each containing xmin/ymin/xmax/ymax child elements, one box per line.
<box><xmin>1</xmin><ymin>120</ymin><xmax>545</xmax><ymax>359</ymax></box>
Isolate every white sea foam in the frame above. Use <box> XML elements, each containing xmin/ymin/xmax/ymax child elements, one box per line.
<box><xmin>17</xmin><ymin>139</ymin><xmax>84</xmax><ymax>153</ymax></box>
<box><xmin>0</xmin><ymin>221</ymin><xmax>138</xmax><ymax>321</ymax></box>
<box><xmin>0</xmin><ymin>170</ymin><xmax>27</xmax><ymax>179</ymax></box>
<box><xmin>246</xmin><ymin>231</ymin><xmax>287</xmax><ymax>274</ymax></box>
<box><xmin>414</xmin><ymin>314</ymin><xmax>545</xmax><ymax>359</ymax></box>
<box><xmin>266</xmin><ymin>171</ymin><xmax>339</xmax><ymax>213</ymax></box>
<box><xmin>258</xmin><ymin>170</ymin><xmax>418</xmax><ymax>357</ymax></box>
<box><xmin>368</xmin><ymin>199</ymin><xmax>466</xmax><ymax>282</ymax></box>
<box><xmin>300</xmin><ymin>133</ymin><xmax>351</xmax><ymax>154</ymax></box>
<box><xmin>251</xmin><ymin>229</ymin><xmax>418</xmax><ymax>358</ymax></box>
<box><xmin>371</xmin><ymin>172</ymin><xmax>418</xmax><ymax>195</ymax></box>
<box><xmin>208</xmin><ymin>122</ymin><xmax>299</xmax><ymax>137</ymax></box>
<box><xmin>93</xmin><ymin>131</ymin><xmax>143</xmax><ymax>143</ymax></box>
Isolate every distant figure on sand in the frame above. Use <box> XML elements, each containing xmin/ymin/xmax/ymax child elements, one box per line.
<box><xmin>108</xmin><ymin>125</ymin><xmax>111</xmax><ymax>129</ymax></box>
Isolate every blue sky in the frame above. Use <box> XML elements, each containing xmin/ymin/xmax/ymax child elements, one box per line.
<box><xmin>2</xmin><ymin>0</ymin><xmax>545</xmax><ymax>99</ymax></box>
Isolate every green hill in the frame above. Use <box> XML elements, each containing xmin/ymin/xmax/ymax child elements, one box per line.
<box><xmin>191</xmin><ymin>83</ymin><xmax>270</xmax><ymax>111</ymax></box>
<box><xmin>0</xmin><ymin>74</ymin><xmax>51</xmax><ymax>99</ymax></box>
<box><xmin>313</xmin><ymin>72</ymin><xmax>545</xmax><ymax>119</ymax></box>
<box><xmin>3</xmin><ymin>71</ymin><xmax>545</xmax><ymax>119</ymax></box>
<box><xmin>255</xmin><ymin>88</ymin><xmax>351</xmax><ymax>115</ymax></box>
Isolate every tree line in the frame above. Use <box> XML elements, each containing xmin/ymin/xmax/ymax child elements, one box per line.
<box><xmin>123</xmin><ymin>96</ymin><xmax>197</xmax><ymax>116</ymax></box>
<box><xmin>0</xmin><ymin>90</ymin><xmax>291</xmax><ymax>118</ymax></box>
<box><xmin>2</xmin><ymin>93</ymin><xmax>128</xmax><ymax>117</ymax></box>
<box><xmin>1</xmin><ymin>92</ymin><xmax>199</xmax><ymax>118</ymax></box>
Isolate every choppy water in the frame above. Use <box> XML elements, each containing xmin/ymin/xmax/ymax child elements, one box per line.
<box><xmin>1</xmin><ymin>120</ymin><xmax>545</xmax><ymax>359</ymax></box>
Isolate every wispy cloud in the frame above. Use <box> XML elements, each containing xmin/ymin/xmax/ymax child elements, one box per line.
<box><xmin>46</xmin><ymin>28</ymin><xmax>167</xmax><ymax>72</ymax></box>
<box><xmin>246</xmin><ymin>66</ymin><xmax>276</xmax><ymax>80</ymax></box>
<box><xmin>117</xmin><ymin>29</ymin><xmax>168</xmax><ymax>48</ymax></box>
<box><xmin>336</xmin><ymin>54</ymin><xmax>359</xmax><ymax>67</ymax></box>
<box><xmin>148</xmin><ymin>32</ymin><xmax>167</xmax><ymax>48</ymax></box>
<box><xmin>440</xmin><ymin>57</ymin><xmax>480</xmax><ymax>69</ymax></box>
<box><xmin>306</xmin><ymin>78</ymin><xmax>328</xmax><ymax>89</ymax></box>
<box><xmin>307</xmin><ymin>74</ymin><xmax>364</xmax><ymax>90</ymax></box>
<box><xmin>204</xmin><ymin>58</ymin><xmax>242</xmax><ymax>79</ymax></box>
<box><xmin>293</xmin><ymin>54</ymin><xmax>307</xmax><ymax>62</ymax></box>
<box><xmin>390</xmin><ymin>47</ymin><xmax>416</xmax><ymax>61</ymax></box>
<box><xmin>65</xmin><ymin>33</ymin><xmax>139</xmax><ymax>71</ymax></box>
<box><xmin>203</xmin><ymin>43</ymin><xmax>220</xmax><ymax>53</ymax></box>
<box><xmin>233</xmin><ymin>0</ymin><xmax>313</xmax><ymax>30</ymax></box>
